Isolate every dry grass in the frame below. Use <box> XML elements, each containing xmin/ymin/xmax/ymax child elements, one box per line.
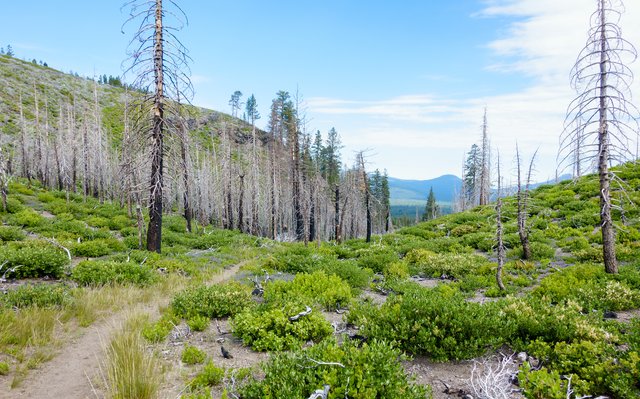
<box><xmin>104</xmin><ymin>314</ymin><xmax>162</xmax><ymax>399</ymax></box>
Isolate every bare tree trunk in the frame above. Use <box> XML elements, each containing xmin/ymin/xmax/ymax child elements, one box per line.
<box><xmin>238</xmin><ymin>173</ymin><xmax>245</xmax><ymax>233</ymax></box>
<box><xmin>180</xmin><ymin>126</ymin><xmax>192</xmax><ymax>232</ymax></box>
<box><xmin>516</xmin><ymin>144</ymin><xmax>532</xmax><ymax>260</ymax></box>
<box><xmin>309</xmin><ymin>182</ymin><xmax>316</xmax><ymax>242</ymax></box>
<box><xmin>82</xmin><ymin>120</ymin><xmax>90</xmax><ymax>200</ymax></box>
<box><xmin>334</xmin><ymin>185</ymin><xmax>341</xmax><ymax>243</ymax></box>
<box><xmin>496</xmin><ymin>154</ymin><xmax>506</xmax><ymax>291</ymax></box>
<box><xmin>19</xmin><ymin>93</ymin><xmax>29</xmax><ymax>180</ymax></box>
<box><xmin>598</xmin><ymin>2</ymin><xmax>617</xmax><ymax>273</ymax></box>
<box><xmin>479</xmin><ymin>108</ymin><xmax>490</xmax><ymax>206</ymax></box>
<box><xmin>146</xmin><ymin>0</ymin><xmax>165</xmax><ymax>253</ymax></box>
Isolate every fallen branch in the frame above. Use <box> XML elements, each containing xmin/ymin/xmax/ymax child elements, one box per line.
<box><xmin>41</xmin><ymin>236</ymin><xmax>72</xmax><ymax>260</ymax></box>
<box><xmin>289</xmin><ymin>305</ymin><xmax>312</xmax><ymax>321</ymax></box>
<box><xmin>308</xmin><ymin>384</ymin><xmax>330</xmax><ymax>399</ymax></box>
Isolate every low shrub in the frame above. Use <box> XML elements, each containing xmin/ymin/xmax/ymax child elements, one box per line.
<box><xmin>172</xmin><ymin>282</ymin><xmax>252</xmax><ymax>319</ymax></box>
<box><xmin>312</xmin><ymin>258</ymin><xmax>371</xmax><ymax>290</ymax></box>
<box><xmin>0</xmin><ymin>362</ymin><xmax>9</xmax><ymax>375</ymax></box>
<box><xmin>239</xmin><ymin>338</ymin><xmax>430</xmax><ymax>399</ymax></box>
<box><xmin>404</xmin><ymin>249</ymin><xmax>490</xmax><ymax>278</ymax></box>
<box><xmin>71</xmin><ymin>260</ymin><xmax>157</xmax><ymax>286</ymax></box>
<box><xmin>142</xmin><ymin>311</ymin><xmax>180</xmax><ymax>343</ymax></box>
<box><xmin>263</xmin><ymin>270</ymin><xmax>352</xmax><ymax>310</ymax></box>
<box><xmin>354</xmin><ymin>247</ymin><xmax>398</xmax><ymax>273</ymax></box>
<box><xmin>0</xmin><ymin>240</ymin><xmax>69</xmax><ymax>278</ymax></box>
<box><xmin>7</xmin><ymin>208</ymin><xmax>45</xmax><ymax>227</ymax></box>
<box><xmin>187</xmin><ymin>315</ymin><xmax>209</xmax><ymax>332</ymax></box>
<box><xmin>182</xmin><ymin>344</ymin><xmax>206</xmax><ymax>365</ymax></box>
<box><xmin>189</xmin><ymin>361</ymin><xmax>224</xmax><ymax>390</ymax></box>
<box><xmin>0</xmin><ymin>225</ymin><xmax>25</xmax><ymax>241</ymax></box>
<box><xmin>0</xmin><ymin>283</ymin><xmax>71</xmax><ymax>308</ymax></box>
<box><xmin>232</xmin><ymin>303</ymin><xmax>332</xmax><ymax>351</ymax></box>
<box><xmin>347</xmin><ymin>286</ymin><xmax>505</xmax><ymax>361</ymax></box>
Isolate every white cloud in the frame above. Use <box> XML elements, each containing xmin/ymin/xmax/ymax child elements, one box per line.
<box><xmin>307</xmin><ymin>0</ymin><xmax>640</xmax><ymax>181</ymax></box>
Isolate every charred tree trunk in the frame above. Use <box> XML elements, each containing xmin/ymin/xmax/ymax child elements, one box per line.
<box><xmin>334</xmin><ymin>184</ymin><xmax>341</xmax><ymax>243</ymax></box>
<box><xmin>146</xmin><ymin>0</ymin><xmax>165</xmax><ymax>253</ymax></box>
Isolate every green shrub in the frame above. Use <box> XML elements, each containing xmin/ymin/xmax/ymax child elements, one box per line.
<box><xmin>354</xmin><ymin>247</ymin><xmax>399</xmax><ymax>273</ymax></box>
<box><xmin>0</xmin><ymin>283</ymin><xmax>71</xmax><ymax>308</ymax></box>
<box><xmin>71</xmin><ymin>260</ymin><xmax>157</xmax><ymax>286</ymax></box>
<box><xmin>72</xmin><ymin>239</ymin><xmax>112</xmax><ymax>257</ymax></box>
<box><xmin>347</xmin><ymin>285</ymin><xmax>505</xmax><ymax>361</ymax></box>
<box><xmin>264</xmin><ymin>271</ymin><xmax>352</xmax><ymax>310</ymax></box>
<box><xmin>37</xmin><ymin>192</ymin><xmax>56</xmax><ymax>203</ymax></box>
<box><xmin>172</xmin><ymin>282</ymin><xmax>252</xmax><ymax>319</ymax></box>
<box><xmin>521</xmin><ymin>340</ymin><xmax>640</xmax><ymax>398</ymax></box>
<box><xmin>404</xmin><ymin>249</ymin><xmax>490</xmax><ymax>278</ymax></box>
<box><xmin>0</xmin><ymin>225</ymin><xmax>25</xmax><ymax>241</ymax></box>
<box><xmin>108</xmin><ymin>215</ymin><xmax>133</xmax><ymax>231</ymax></box>
<box><xmin>189</xmin><ymin>361</ymin><xmax>224</xmax><ymax>389</ymax></box>
<box><xmin>4</xmin><ymin>197</ymin><xmax>25</xmax><ymax>213</ymax></box>
<box><xmin>312</xmin><ymin>258</ymin><xmax>371</xmax><ymax>290</ymax></box>
<box><xmin>142</xmin><ymin>311</ymin><xmax>179</xmax><ymax>343</ymax></box>
<box><xmin>240</xmin><ymin>338</ymin><xmax>430</xmax><ymax>399</ymax></box>
<box><xmin>182</xmin><ymin>344</ymin><xmax>206</xmax><ymax>365</ymax></box>
<box><xmin>533</xmin><ymin>264</ymin><xmax>640</xmax><ymax>311</ymax></box>
<box><xmin>187</xmin><ymin>315</ymin><xmax>209</xmax><ymax>332</ymax></box>
<box><xmin>461</xmin><ymin>232</ymin><xmax>495</xmax><ymax>252</ymax></box>
<box><xmin>7</xmin><ymin>209</ymin><xmax>45</xmax><ymax>227</ymax></box>
<box><xmin>509</xmin><ymin>242</ymin><xmax>556</xmax><ymax>260</ymax></box>
<box><xmin>0</xmin><ymin>240</ymin><xmax>69</xmax><ymax>278</ymax></box>
<box><xmin>0</xmin><ymin>361</ymin><xmax>9</xmax><ymax>376</ymax></box>
<box><xmin>86</xmin><ymin>216</ymin><xmax>110</xmax><ymax>228</ymax></box>
<box><xmin>232</xmin><ymin>303</ymin><xmax>332</xmax><ymax>351</ymax></box>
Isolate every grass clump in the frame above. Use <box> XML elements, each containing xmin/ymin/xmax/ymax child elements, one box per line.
<box><xmin>105</xmin><ymin>319</ymin><xmax>161</xmax><ymax>399</ymax></box>
<box><xmin>0</xmin><ymin>361</ymin><xmax>9</xmax><ymax>375</ymax></box>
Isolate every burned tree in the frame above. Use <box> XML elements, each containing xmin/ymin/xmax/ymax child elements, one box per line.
<box><xmin>560</xmin><ymin>0</ymin><xmax>638</xmax><ymax>274</ymax></box>
<box><xmin>515</xmin><ymin>145</ymin><xmax>538</xmax><ymax>261</ymax></box>
<box><xmin>122</xmin><ymin>0</ymin><xmax>192</xmax><ymax>253</ymax></box>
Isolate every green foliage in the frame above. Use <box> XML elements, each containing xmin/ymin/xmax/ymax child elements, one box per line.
<box><xmin>232</xmin><ymin>303</ymin><xmax>332</xmax><ymax>351</ymax></box>
<box><xmin>187</xmin><ymin>315</ymin><xmax>209</xmax><ymax>332</ymax></box>
<box><xmin>313</xmin><ymin>258</ymin><xmax>372</xmax><ymax>290</ymax></box>
<box><xmin>189</xmin><ymin>361</ymin><xmax>224</xmax><ymax>389</ymax></box>
<box><xmin>404</xmin><ymin>249</ymin><xmax>491</xmax><ymax>278</ymax></box>
<box><xmin>142</xmin><ymin>311</ymin><xmax>179</xmax><ymax>343</ymax></box>
<box><xmin>264</xmin><ymin>271</ymin><xmax>352</xmax><ymax>310</ymax></box>
<box><xmin>508</xmin><ymin>242</ymin><xmax>556</xmax><ymax>260</ymax></box>
<box><xmin>0</xmin><ymin>361</ymin><xmax>9</xmax><ymax>375</ymax></box>
<box><xmin>7</xmin><ymin>208</ymin><xmax>45</xmax><ymax>227</ymax></box>
<box><xmin>240</xmin><ymin>338</ymin><xmax>430</xmax><ymax>399</ymax></box>
<box><xmin>171</xmin><ymin>282</ymin><xmax>252</xmax><ymax>319</ymax></box>
<box><xmin>182</xmin><ymin>344</ymin><xmax>206</xmax><ymax>365</ymax></box>
<box><xmin>71</xmin><ymin>260</ymin><xmax>157</xmax><ymax>286</ymax></box>
<box><xmin>521</xmin><ymin>340</ymin><xmax>640</xmax><ymax>398</ymax></box>
<box><xmin>533</xmin><ymin>264</ymin><xmax>640</xmax><ymax>311</ymax></box>
<box><xmin>0</xmin><ymin>240</ymin><xmax>68</xmax><ymax>278</ymax></box>
<box><xmin>348</xmin><ymin>285</ymin><xmax>504</xmax><ymax>361</ymax></box>
<box><xmin>354</xmin><ymin>247</ymin><xmax>398</xmax><ymax>273</ymax></box>
<box><xmin>0</xmin><ymin>283</ymin><xmax>71</xmax><ymax>308</ymax></box>
<box><xmin>71</xmin><ymin>238</ymin><xmax>125</xmax><ymax>257</ymax></box>
<box><xmin>0</xmin><ymin>225</ymin><xmax>25</xmax><ymax>241</ymax></box>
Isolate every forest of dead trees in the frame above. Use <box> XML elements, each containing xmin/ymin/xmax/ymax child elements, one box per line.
<box><xmin>0</xmin><ymin>59</ymin><xmax>390</xmax><ymax>246</ymax></box>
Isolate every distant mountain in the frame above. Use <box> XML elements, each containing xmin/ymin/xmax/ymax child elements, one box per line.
<box><xmin>388</xmin><ymin>174</ymin><xmax>462</xmax><ymax>204</ymax></box>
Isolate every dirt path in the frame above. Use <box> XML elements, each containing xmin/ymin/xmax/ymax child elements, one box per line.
<box><xmin>1</xmin><ymin>262</ymin><xmax>245</xmax><ymax>399</ymax></box>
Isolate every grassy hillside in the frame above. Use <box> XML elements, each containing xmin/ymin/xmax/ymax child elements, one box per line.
<box><xmin>0</xmin><ymin>54</ymin><xmax>262</xmax><ymax>151</ymax></box>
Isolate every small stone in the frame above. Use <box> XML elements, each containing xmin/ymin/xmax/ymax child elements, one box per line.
<box><xmin>517</xmin><ymin>351</ymin><xmax>528</xmax><ymax>362</ymax></box>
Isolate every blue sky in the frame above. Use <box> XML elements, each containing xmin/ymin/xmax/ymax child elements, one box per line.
<box><xmin>2</xmin><ymin>1</ymin><xmax>639</xmax><ymax>181</ymax></box>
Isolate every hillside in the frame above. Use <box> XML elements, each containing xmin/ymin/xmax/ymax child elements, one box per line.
<box><xmin>2</xmin><ymin>160</ymin><xmax>640</xmax><ymax>397</ymax></box>
<box><xmin>388</xmin><ymin>174</ymin><xmax>462</xmax><ymax>203</ymax></box>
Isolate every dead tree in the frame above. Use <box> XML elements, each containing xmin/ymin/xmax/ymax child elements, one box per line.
<box><xmin>560</xmin><ymin>0</ymin><xmax>639</xmax><ymax>274</ymax></box>
<box><xmin>479</xmin><ymin>108</ymin><xmax>491</xmax><ymax>206</ymax></box>
<box><xmin>516</xmin><ymin>144</ymin><xmax>538</xmax><ymax>261</ymax></box>
<box><xmin>495</xmin><ymin>152</ymin><xmax>506</xmax><ymax>291</ymax></box>
<box><xmin>357</xmin><ymin>151</ymin><xmax>372</xmax><ymax>243</ymax></box>
<box><xmin>122</xmin><ymin>0</ymin><xmax>192</xmax><ymax>253</ymax></box>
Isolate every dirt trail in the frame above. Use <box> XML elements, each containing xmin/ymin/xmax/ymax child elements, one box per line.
<box><xmin>1</xmin><ymin>262</ymin><xmax>245</xmax><ymax>399</ymax></box>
